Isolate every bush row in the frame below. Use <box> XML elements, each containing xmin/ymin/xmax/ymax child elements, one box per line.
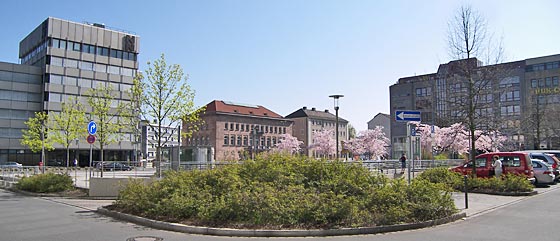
<box><xmin>16</xmin><ymin>173</ymin><xmax>74</xmax><ymax>193</ymax></box>
<box><xmin>416</xmin><ymin>167</ymin><xmax>534</xmax><ymax>193</ymax></box>
<box><xmin>114</xmin><ymin>154</ymin><xmax>457</xmax><ymax>229</ymax></box>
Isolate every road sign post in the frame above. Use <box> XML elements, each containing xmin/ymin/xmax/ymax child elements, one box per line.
<box><xmin>88</xmin><ymin>121</ymin><xmax>97</xmax><ymax>135</ymax></box>
<box><xmin>395</xmin><ymin>110</ymin><xmax>421</xmax><ymax>122</ymax></box>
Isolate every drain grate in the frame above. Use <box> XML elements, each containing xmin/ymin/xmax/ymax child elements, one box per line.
<box><xmin>126</xmin><ymin>236</ymin><xmax>163</xmax><ymax>241</ymax></box>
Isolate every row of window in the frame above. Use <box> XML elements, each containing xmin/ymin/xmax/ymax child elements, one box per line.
<box><xmin>501</xmin><ymin>90</ymin><xmax>520</xmax><ymax>102</ymax></box>
<box><xmin>0</xmin><ymin>109</ymin><xmax>35</xmax><ymax>120</ymax></box>
<box><xmin>532</xmin><ymin>95</ymin><xmax>560</xmax><ymax>105</ymax></box>
<box><xmin>415</xmin><ymin>87</ymin><xmax>432</xmax><ymax>97</ymax></box>
<box><xmin>223</xmin><ymin>135</ymin><xmax>283</xmax><ymax>147</ymax></box>
<box><xmin>0</xmin><ymin>90</ymin><xmax>42</xmax><ymax>103</ymax></box>
<box><xmin>49</xmin><ymin>56</ymin><xmax>136</xmax><ymax>77</ymax></box>
<box><xmin>224</xmin><ymin>122</ymin><xmax>287</xmax><ymax>134</ymax></box>
<box><xmin>526</xmin><ymin>61</ymin><xmax>560</xmax><ymax>72</ymax></box>
<box><xmin>530</xmin><ymin>77</ymin><xmax>559</xmax><ymax>88</ymax></box>
<box><xmin>311</xmin><ymin>120</ymin><xmax>345</xmax><ymax>128</ymax></box>
<box><xmin>46</xmin><ymin>92</ymin><xmax>129</xmax><ymax>109</ymax></box>
<box><xmin>0</xmin><ymin>128</ymin><xmax>23</xmax><ymax>138</ymax></box>
<box><xmin>187</xmin><ymin>136</ymin><xmax>210</xmax><ymax>146</ymax></box>
<box><xmin>0</xmin><ymin>71</ymin><xmax>42</xmax><ymax>84</ymax></box>
<box><xmin>501</xmin><ymin>105</ymin><xmax>520</xmax><ymax>116</ymax></box>
<box><xmin>20</xmin><ymin>40</ymin><xmax>49</xmax><ymax>64</ymax></box>
<box><xmin>49</xmin><ymin>74</ymin><xmax>132</xmax><ymax>91</ymax></box>
<box><xmin>50</xmin><ymin>38</ymin><xmax>137</xmax><ymax>61</ymax></box>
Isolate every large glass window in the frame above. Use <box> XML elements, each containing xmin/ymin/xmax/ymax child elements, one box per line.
<box><xmin>108</xmin><ymin>66</ymin><xmax>120</xmax><ymax>75</ymax></box>
<box><xmin>79</xmin><ymin>61</ymin><xmax>94</xmax><ymax>71</ymax></box>
<box><xmin>50</xmin><ymin>75</ymin><xmax>63</xmax><ymax>84</ymax></box>
<box><xmin>94</xmin><ymin>63</ymin><xmax>107</xmax><ymax>73</ymax></box>
<box><xmin>64</xmin><ymin>59</ymin><xmax>78</xmax><ymax>68</ymax></box>
<box><xmin>50</xmin><ymin>57</ymin><xmax>63</xmax><ymax>66</ymax></box>
<box><xmin>49</xmin><ymin>93</ymin><xmax>61</xmax><ymax>102</ymax></box>
<box><xmin>63</xmin><ymin>76</ymin><xmax>77</xmax><ymax>86</ymax></box>
<box><xmin>96</xmin><ymin>47</ymin><xmax>109</xmax><ymax>56</ymax></box>
<box><xmin>121</xmin><ymin>68</ymin><xmax>133</xmax><ymax>76</ymax></box>
<box><xmin>79</xmin><ymin>78</ymin><xmax>92</xmax><ymax>88</ymax></box>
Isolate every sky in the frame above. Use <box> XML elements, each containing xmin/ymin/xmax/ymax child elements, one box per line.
<box><xmin>1</xmin><ymin>0</ymin><xmax>559</xmax><ymax>131</ymax></box>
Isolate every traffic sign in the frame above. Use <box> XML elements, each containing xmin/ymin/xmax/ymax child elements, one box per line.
<box><xmin>88</xmin><ymin>121</ymin><xmax>97</xmax><ymax>135</ymax></box>
<box><xmin>87</xmin><ymin>134</ymin><xmax>96</xmax><ymax>144</ymax></box>
<box><xmin>395</xmin><ymin>110</ymin><xmax>421</xmax><ymax>122</ymax></box>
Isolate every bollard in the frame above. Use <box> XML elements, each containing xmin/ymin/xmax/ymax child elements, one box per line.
<box><xmin>464</xmin><ymin>175</ymin><xmax>469</xmax><ymax>209</ymax></box>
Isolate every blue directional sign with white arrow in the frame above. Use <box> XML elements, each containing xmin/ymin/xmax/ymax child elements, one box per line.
<box><xmin>88</xmin><ymin>121</ymin><xmax>97</xmax><ymax>135</ymax></box>
<box><xmin>395</xmin><ymin>110</ymin><xmax>421</xmax><ymax>122</ymax></box>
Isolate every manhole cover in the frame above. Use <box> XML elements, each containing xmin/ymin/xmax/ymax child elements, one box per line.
<box><xmin>126</xmin><ymin>236</ymin><xmax>163</xmax><ymax>241</ymax></box>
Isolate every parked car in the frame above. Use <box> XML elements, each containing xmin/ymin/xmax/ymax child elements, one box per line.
<box><xmin>521</xmin><ymin>150</ymin><xmax>560</xmax><ymax>181</ymax></box>
<box><xmin>97</xmin><ymin>162</ymin><xmax>132</xmax><ymax>171</ymax></box>
<box><xmin>519</xmin><ymin>152</ymin><xmax>560</xmax><ymax>181</ymax></box>
<box><xmin>0</xmin><ymin>162</ymin><xmax>23</xmax><ymax>168</ymax></box>
<box><xmin>531</xmin><ymin>159</ymin><xmax>556</xmax><ymax>185</ymax></box>
<box><xmin>451</xmin><ymin>152</ymin><xmax>535</xmax><ymax>183</ymax></box>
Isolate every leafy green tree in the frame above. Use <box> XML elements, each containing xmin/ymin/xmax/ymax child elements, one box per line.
<box><xmin>21</xmin><ymin>111</ymin><xmax>54</xmax><ymax>170</ymax></box>
<box><xmin>50</xmin><ymin>96</ymin><xmax>86</xmax><ymax>170</ymax></box>
<box><xmin>86</xmin><ymin>83</ymin><xmax>126</xmax><ymax>177</ymax></box>
<box><xmin>135</xmin><ymin>54</ymin><xmax>205</xmax><ymax>177</ymax></box>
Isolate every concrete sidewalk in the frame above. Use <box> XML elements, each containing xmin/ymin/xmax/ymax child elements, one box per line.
<box><xmin>453</xmin><ymin>184</ymin><xmax>559</xmax><ymax>217</ymax></box>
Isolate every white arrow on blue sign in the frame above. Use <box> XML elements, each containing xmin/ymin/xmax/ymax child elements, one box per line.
<box><xmin>395</xmin><ymin>110</ymin><xmax>421</xmax><ymax>122</ymax></box>
<box><xmin>88</xmin><ymin>121</ymin><xmax>97</xmax><ymax>135</ymax></box>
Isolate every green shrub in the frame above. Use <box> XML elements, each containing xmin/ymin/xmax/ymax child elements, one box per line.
<box><xmin>16</xmin><ymin>173</ymin><xmax>73</xmax><ymax>193</ymax></box>
<box><xmin>114</xmin><ymin>153</ymin><xmax>457</xmax><ymax>229</ymax></box>
<box><xmin>416</xmin><ymin>167</ymin><xmax>463</xmax><ymax>190</ymax></box>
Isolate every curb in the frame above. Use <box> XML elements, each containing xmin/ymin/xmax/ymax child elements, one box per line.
<box><xmin>96</xmin><ymin>208</ymin><xmax>466</xmax><ymax>237</ymax></box>
<box><xmin>469</xmin><ymin>190</ymin><xmax>538</xmax><ymax>196</ymax></box>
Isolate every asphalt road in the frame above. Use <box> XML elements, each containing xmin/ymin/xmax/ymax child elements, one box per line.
<box><xmin>0</xmin><ymin>186</ymin><xmax>558</xmax><ymax>241</ymax></box>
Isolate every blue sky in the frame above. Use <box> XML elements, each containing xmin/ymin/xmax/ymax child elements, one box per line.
<box><xmin>1</xmin><ymin>0</ymin><xmax>559</xmax><ymax>130</ymax></box>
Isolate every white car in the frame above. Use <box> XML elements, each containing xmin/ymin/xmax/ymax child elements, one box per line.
<box><xmin>0</xmin><ymin>162</ymin><xmax>23</xmax><ymax>168</ymax></box>
<box><xmin>532</xmin><ymin>159</ymin><xmax>555</xmax><ymax>185</ymax></box>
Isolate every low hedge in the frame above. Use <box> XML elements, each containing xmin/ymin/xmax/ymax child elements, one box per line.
<box><xmin>417</xmin><ymin>167</ymin><xmax>534</xmax><ymax>193</ymax></box>
<box><xmin>114</xmin><ymin>154</ymin><xmax>457</xmax><ymax>229</ymax></box>
<box><xmin>16</xmin><ymin>173</ymin><xmax>74</xmax><ymax>193</ymax></box>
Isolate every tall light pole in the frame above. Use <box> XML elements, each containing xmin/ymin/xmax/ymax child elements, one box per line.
<box><xmin>329</xmin><ymin>94</ymin><xmax>344</xmax><ymax>160</ymax></box>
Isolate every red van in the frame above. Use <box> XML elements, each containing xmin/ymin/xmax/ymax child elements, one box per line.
<box><xmin>451</xmin><ymin>152</ymin><xmax>535</xmax><ymax>183</ymax></box>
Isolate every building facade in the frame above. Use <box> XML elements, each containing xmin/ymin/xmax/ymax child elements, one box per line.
<box><xmin>140</xmin><ymin>120</ymin><xmax>180</xmax><ymax>161</ymax></box>
<box><xmin>183</xmin><ymin>100</ymin><xmax>293</xmax><ymax>161</ymax></box>
<box><xmin>367</xmin><ymin>113</ymin><xmax>391</xmax><ymax>157</ymax></box>
<box><xmin>389</xmin><ymin>54</ymin><xmax>560</xmax><ymax>157</ymax></box>
<box><xmin>285</xmin><ymin>107</ymin><xmax>349</xmax><ymax>157</ymax></box>
<box><xmin>0</xmin><ymin>17</ymin><xmax>140</xmax><ymax>165</ymax></box>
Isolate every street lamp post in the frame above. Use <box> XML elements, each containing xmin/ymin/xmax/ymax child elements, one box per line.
<box><xmin>329</xmin><ymin>94</ymin><xmax>344</xmax><ymax>160</ymax></box>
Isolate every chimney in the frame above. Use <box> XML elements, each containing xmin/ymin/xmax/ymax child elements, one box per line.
<box><xmin>311</xmin><ymin>107</ymin><xmax>316</xmax><ymax>111</ymax></box>
<box><xmin>303</xmin><ymin>106</ymin><xmax>307</xmax><ymax>110</ymax></box>
<box><xmin>324</xmin><ymin>109</ymin><xmax>329</xmax><ymax>113</ymax></box>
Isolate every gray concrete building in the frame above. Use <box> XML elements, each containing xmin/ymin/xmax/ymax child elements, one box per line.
<box><xmin>0</xmin><ymin>17</ymin><xmax>139</xmax><ymax>165</ymax></box>
<box><xmin>390</xmin><ymin>54</ymin><xmax>560</xmax><ymax>157</ymax></box>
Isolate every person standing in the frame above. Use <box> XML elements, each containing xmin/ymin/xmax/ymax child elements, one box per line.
<box><xmin>400</xmin><ymin>153</ymin><xmax>407</xmax><ymax>174</ymax></box>
<box><xmin>492</xmin><ymin>155</ymin><xmax>503</xmax><ymax>177</ymax></box>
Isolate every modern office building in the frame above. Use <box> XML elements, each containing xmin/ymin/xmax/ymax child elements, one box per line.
<box><xmin>183</xmin><ymin>100</ymin><xmax>293</xmax><ymax>161</ymax></box>
<box><xmin>389</xmin><ymin>54</ymin><xmax>560</xmax><ymax>157</ymax></box>
<box><xmin>140</xmin><ymin>120</ymin><xmax>180</xmax><ymax>161</ymax></box>
<box><xmin>285</xmin><ymin>107</ymin><xmax>349</xmax><ymax>157</ymax></box>
<box><xmin>0</xmin><ymin>17</ymin><xmax>139</xmax><ymax>165</ymax></box>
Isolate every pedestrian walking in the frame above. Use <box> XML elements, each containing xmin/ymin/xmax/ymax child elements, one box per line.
<box><xmin>400</xmin><ymin>153</ymin><xmax>407</xmax><ymax>174</ymax></box>
<box><xmin>492</xmin><ymin>155</ymin><xmax>503</xmax><ymax>177</ymax></box>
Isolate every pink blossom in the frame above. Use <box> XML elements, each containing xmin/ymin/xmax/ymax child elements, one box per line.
<box><xmin>273</xmin><ymin>133</ymin><xmax>303</xmax><ymax>155</ymax></box>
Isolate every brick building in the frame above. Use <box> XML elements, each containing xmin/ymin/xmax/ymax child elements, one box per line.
<box><xmin>183</xmin><ymin>100</ymin><xmax>293</xmax><ymax>161</ymax></box>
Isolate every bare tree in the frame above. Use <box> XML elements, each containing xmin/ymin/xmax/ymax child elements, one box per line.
<box><xmin>446</xmin><ymin>5</ymin><xmax>508</xmax><ymax>176</ymax></box>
